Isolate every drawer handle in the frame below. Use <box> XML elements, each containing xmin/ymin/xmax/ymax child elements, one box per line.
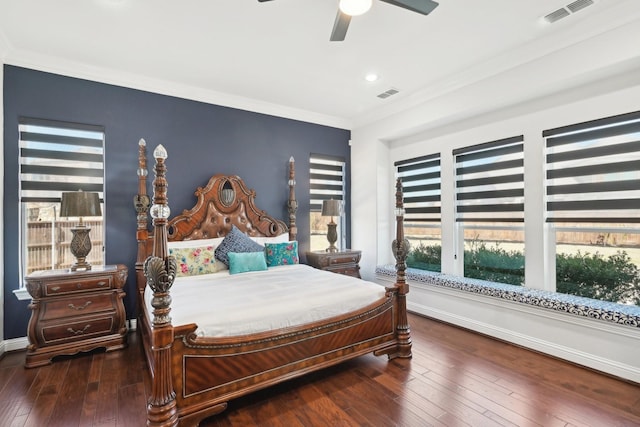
<box><xmin>67</xmin><ymin>324</ymin><xmax>91</xmax><ymax>335</ymax></box>
<box><xmin>51</xmin><ymin>286</ymin><xmax>61</xmax><ymax>292</ymax></box>
<box><xmin>68</xmin><ymin>301</ymin><xmax>92</xmax><ymax>311</ymax></box>
<box><xmin>97</xmin><ymin>281</ymin><xmax>107</xmax><ymax>287</ymax></box>
<box><xmin>76</xmin><ymin>283</ymin><xmax>83</xmax><ymax>289</ymax></box>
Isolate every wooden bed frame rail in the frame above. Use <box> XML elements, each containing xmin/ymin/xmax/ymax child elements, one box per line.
<box><xmin>135</xmin><ymin>140</ymin><xmax>411</xmax><ymax>426</ymax></box>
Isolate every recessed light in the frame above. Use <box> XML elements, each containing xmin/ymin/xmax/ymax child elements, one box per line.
<box><xmin>364</xmin><ymin>73</ymin><xmax>379</xmax><ymax>82</ymax></box>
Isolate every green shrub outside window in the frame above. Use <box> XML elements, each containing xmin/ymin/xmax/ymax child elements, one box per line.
<box><xmin>407</xmin><ymin>243</ymin><xmax>640</xmax><ymax>305</ymax></box>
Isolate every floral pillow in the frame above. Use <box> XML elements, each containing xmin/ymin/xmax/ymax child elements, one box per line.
<box><xmin>169</xmin><ymin>245</ymin><xmax>219</xmax><ymax>277</ymax></box>
<box><xmin>265</xmin><ymin>241</ymin><xmax>299</xmax><ymax>267</ymax></box>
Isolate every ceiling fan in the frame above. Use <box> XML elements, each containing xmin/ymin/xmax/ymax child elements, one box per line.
<box><xmin>257</xmin><ymin>0</ymin><xmax>439</xmax><ymax>42</ymax></box>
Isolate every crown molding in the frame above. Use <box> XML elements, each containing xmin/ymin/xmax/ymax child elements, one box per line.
<box><xmin>4</xmin><ymin>50</ymin><xmax>352</xmax><ymax>131</ymax></box>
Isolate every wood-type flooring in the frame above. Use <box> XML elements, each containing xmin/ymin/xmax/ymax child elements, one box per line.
<box><xmin>0</xmin><ymin>313</ymin><xmax>638</xmax><ymax>426</ymax></box>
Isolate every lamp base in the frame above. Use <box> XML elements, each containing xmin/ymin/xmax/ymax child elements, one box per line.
<box><xmin>326</xmin><ymin>221</ymin><xmax>338</xmax><ymax>253</ymax></box>
<box><xmin>70</xmin><ymin>226</ymin><xmax>93</xmax><ymax>271</ymax></box>
<box><xmin>70</xmin><ymin>261</ymin><xmax>92</xmax><ymax>272</ymax></box>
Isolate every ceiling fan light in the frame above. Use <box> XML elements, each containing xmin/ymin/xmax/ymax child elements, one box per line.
<box><xmin>339</xmin><ymin>0</ymin><xmax>372</xmax><ymax>16</ymax></box>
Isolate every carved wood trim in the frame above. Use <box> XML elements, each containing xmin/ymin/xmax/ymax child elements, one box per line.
<box><xmin>166</xmin><ymin>175</ymin><xmax>288</xmax><ymax>241</ymax></box>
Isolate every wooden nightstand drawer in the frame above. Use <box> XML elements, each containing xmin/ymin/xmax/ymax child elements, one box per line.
<box><xmin>41</xmin><ymin>293</ymin><xmax>115</xmax><ymax>321</ymax></box>
<box><xmin>41</xmin><ymin>316</ymin><xmax>115</xmax><ymax>344</ymax></box>
<box><xmin>329</xmin><ymin>254</ymin><xmax>360</xmax><ymax>265</ymax></box>
<box><xmin>44</xmin><ymin>275</ymin><xmax>112</xmax><ymax>296</ymax></box>
<box><xmin>306</xmin><ymin>250</ymin><xmax>362</xmax><ymax>278</ymax></box>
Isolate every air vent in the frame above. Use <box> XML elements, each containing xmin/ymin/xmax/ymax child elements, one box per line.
<box><xmin>377</xmin><ymin>88</ymin><xmax>400</xmax><ymax>99</ymax></box>
<box><xmin>544</xmin><ymin>8</ymin><xmax>570</xmax><ymax>23</ymax></box>
<box><xmin>543</xmin><ymin>0</ymin><xmax>594</xmax><ymax>24</ymax></box>
<box><xmin>566</xmin><ymin>0</ymin><xmax>594</xmax><ymax>13</ymax></box>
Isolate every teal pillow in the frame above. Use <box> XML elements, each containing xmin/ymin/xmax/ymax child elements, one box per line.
<box><xmin>228</xmin><ymin>251</ymin><xmax>268</xmax><ymax>275</ymax></box>
<box><xmin>265</xmin><ymin>241</ymin><xmax>299</xmax><ymax>266</ymax></box>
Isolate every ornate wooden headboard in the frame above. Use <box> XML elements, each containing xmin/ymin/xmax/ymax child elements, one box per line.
<box><xmin>166</xmin><ymin>174</ymin><xmax>288</xmax><ymax>241</ymax></box>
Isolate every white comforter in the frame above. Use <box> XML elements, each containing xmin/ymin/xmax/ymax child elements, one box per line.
<box><xmin>144</xmin><ymin>264</ymin><xmax>387</xmax><ymax>337</ymax></box>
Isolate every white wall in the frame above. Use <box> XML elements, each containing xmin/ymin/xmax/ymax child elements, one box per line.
<box><xmin>351</xmin><ymin>19</ymin><xmax>640</xmax><ymax>381</ymax></box>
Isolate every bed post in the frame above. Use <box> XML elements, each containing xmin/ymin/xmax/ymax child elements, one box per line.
<box><xmin>134</xmin><ymin>139</ymin><xmax>151</xmax><ymax>304</ymax></box>
<box><xmin>288</xmin><ymin>156</ymin><xmax>298</xmax><ymax>241</ymax></box>
<box><xmin>144</xmin><ymin>144</ymin><xmax>178</xmax><ymax>427</ymax></box>
<box><xmin>392</xmin><ymin>177</ymin><xmax>412</xmax><ymax>358</ymax></box>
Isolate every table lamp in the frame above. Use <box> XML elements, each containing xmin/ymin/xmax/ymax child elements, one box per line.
<box><xmin>321</xmin><ymin>199</ymin><xmax>342</xmax><ymax>253</ymax></box>
<box><xmin>60</xmin><ymin>190</ymin><xmax>102</xmax><ymax>271</ymax></box>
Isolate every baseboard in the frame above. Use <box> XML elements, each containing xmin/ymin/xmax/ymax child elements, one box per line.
<box><xmin>1</xmin><ymin>336</ymin><xmax>30</xmax><ymax>353</ymax></box>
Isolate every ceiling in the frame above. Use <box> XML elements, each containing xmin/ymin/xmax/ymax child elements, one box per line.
<box><xmin>1</xmin><ymin>0</ymin><xmax>639</xmax><ymax>129</ymax></box>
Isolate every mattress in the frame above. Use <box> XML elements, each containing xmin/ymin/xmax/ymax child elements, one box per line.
<box><xmin>144</xmin><ymin>263</ymin><xmax>387</xmax><ymax>337</ymax></box>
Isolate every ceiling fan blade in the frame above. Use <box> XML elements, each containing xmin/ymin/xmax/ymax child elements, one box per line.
<box><xmin>379</xmin><ymin>0</ymin><xmax>439</xmax><ymax>15</ymax></box>
<box><xmin>257</xmin><ymin>0</ymin><xmax>274</xmax><ymax>2</ymax></box>
<box><xmin>330</xmin><ymin>10</ymin><xmax>351</xmax><ymax>42</ymax></box>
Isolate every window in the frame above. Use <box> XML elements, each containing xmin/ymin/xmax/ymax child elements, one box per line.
<box><xmin>395</xmin><ymin>153</ymin><xmax>442</xmax><ymax>272</ymax></box>
<box><xmin>545</xmin><ymin>110</ymin><xmax>640</xmax><ymax>305</ymax></box>
<box><xmin>20</xmin><ymin>118</ymin><xmax>105</xmax><ymax>277</ymax></box>
<box><xmin>309</xmin><ymin>154</ymin><xmax>346</xmax><ymax>252</ymax></box>
<box><xmin>454</xmin><ymin>135</ymin><xmax>525</xmax><ymax>285</ymax></box>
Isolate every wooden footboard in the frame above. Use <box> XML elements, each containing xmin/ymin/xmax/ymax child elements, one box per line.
<box><xmin>135</xmin><ymin>141</ymin><xmax>411</xmax><ymax>426</ymax></box>
<box><xmin>173</xmin><ymin>297</ymin><xmax>397</xmax><ymax>424</ymax></box>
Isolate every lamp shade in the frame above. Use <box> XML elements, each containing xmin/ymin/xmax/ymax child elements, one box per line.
<box><xmin>60</xmin><ymin>191</ymin><xmax>102</xmax><ymax>218</ymax></box>
<box><xmin>321</xmin><ymin>199</ymin><xmax>342</xmax><ymax>217</ymax></box>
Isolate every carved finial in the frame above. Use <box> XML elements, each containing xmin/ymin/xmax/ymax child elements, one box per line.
<box><xmin>288</xmin><ymin>156</ymin><xmax>298</xmax><ymax>241</ymax></box>
<box><xmin>154</xmin><ymin>144</ymin><xmax>167</xmax><ymax>159</ymax></box>
<box><xmin>135</xmin><ymin>140</ymin><xmax>150</xmax><ymax>220</ymax></box>
<box><xmin>149</xmin><ymin>145</ymin><xmax>170</xmax><ymax>220</ymax></box>
<box><xmin>392</xmin><ymin>177</ymin><xmax>409</xmax><ymax>284</ymax></box>
<box><xmin>144</xmin><ymin>144</ymin><xmax>175</xmax><ymax>326</ymax></box>
<box><xmin>395</xmin><ymin>177</ymin><xmax>405</xmax><ymax>214</ymax></box>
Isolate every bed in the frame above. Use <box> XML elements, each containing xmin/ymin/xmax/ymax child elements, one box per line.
<box><xmin>134</xmin><ymin>140</ymin><xmax>411</xmax><ymax>426</ymax></box>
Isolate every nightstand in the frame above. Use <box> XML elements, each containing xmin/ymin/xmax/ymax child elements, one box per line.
<box><xmin>24</xmin><ymin>264</ymin><xmax>128</xmax><ymax>368</ymax></box>
<box><xmin>306</xmin><ymin>250</ymin><xmax>362</xmax><ymax>278</ymax></box>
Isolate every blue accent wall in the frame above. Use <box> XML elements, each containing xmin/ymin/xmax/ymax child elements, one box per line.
<box><xmin>3</xmin><ymin>65</ymin><xmax>351</xmax><ymax>339</ymax></box>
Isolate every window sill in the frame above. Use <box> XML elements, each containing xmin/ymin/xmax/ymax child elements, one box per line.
<box><xmin>13</xmin><ymin>288</ymin><xmax>31</xmax><ymax>301</ymax></box>
<box><xmin>375</xmin><ymin>265</ymin><xmax>640</xmax><ymax>330</ymax></box>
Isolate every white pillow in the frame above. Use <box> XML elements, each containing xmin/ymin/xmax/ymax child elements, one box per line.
<box><xmin>167</xmin><ymin>237</ymin><xmax>224</xmax><ymax>250</ymax></box>
<box><xmin>251</xmin><ymin>233</ymin><xmax>290</xmax><ymax>245</ymax></box>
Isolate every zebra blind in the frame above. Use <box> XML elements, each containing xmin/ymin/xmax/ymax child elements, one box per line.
<box><xmin>395</xmin><ymin>153</ymin><xmax>441</xmax><ymax>223</ymax></box>
<box><xmin>309</xmin><ymin>154</ymin><xmax>345</xmax><ymax>212</ymax></box>
<box><xmin>454</xmin><ymin>135</ymin><xmax>525</xmax><ymax>222</ymax></box>
<box><xmin>20</xmin><ymin>118</ymin><xmax>105</xmax><ymax>203</ymax></box>
<box><xmin>544</xmin><ymin>110</ymin><xmax>640</xmax><ymax>223</ymax></box>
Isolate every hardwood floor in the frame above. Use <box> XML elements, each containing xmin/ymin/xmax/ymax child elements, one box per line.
<box><xmin>1</xmin><ymin>313</ymin><xmax>639</xmax><ymax>426</ymax></box>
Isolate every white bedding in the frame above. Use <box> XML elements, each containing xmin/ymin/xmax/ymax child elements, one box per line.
<box><xmin>144</xmin><ymin>263</ymin><xmax>387</xmax><ymax>337</ymax></box>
